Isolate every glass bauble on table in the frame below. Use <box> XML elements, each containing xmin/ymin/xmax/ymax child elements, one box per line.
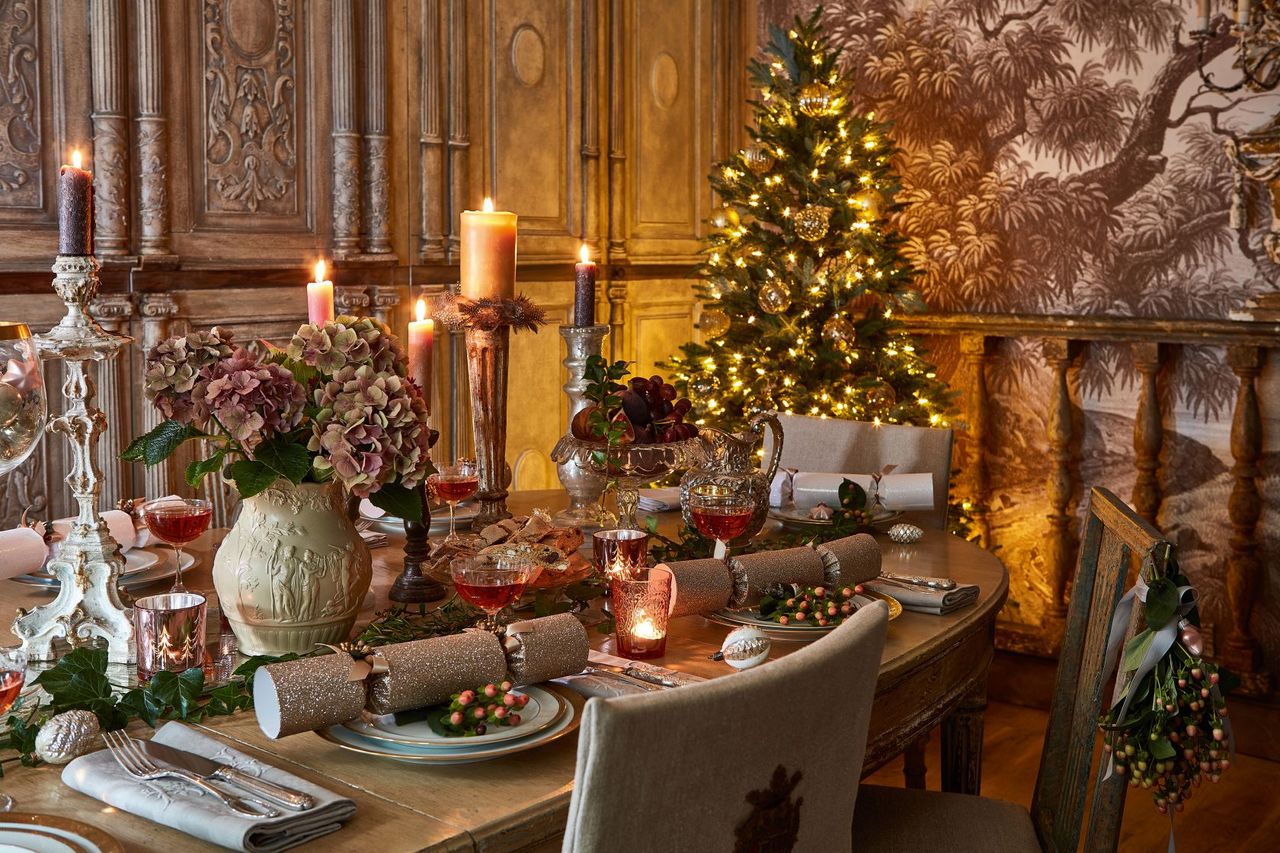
<box><xmin>551</xmin><ymin>434</ymin><xmax>706</xmax><ymax>530</ymax></box>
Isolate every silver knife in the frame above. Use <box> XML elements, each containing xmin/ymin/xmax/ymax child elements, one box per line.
<box><xmin>587</xmin><ymin>663</ymin><xmax>678</xmax><ymax>688</ymax></box>
<box><xmin>141</xmin><ymin>740</ymin><xmax>316</xmax><ymax>811</ymax></box>
<box><xmin>879</xmin><ymin>572</ymin><xmax>958</xmax><ymax>591</ymax></box>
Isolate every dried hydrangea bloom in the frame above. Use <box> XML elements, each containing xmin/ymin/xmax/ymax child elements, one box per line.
<box><xmin>200</xmin><ymin>349</ymin><xmax>305</xmax><ymax>446</ymax></box>
<box><xmin>286</xmin><ymin>316</ymin><xmax>406</xmax><ymax>378</ymax></box>
<box><xmin>143</xmin><ymin>327</ymin><xmax>235</xmax><ymax>422</ymax></box>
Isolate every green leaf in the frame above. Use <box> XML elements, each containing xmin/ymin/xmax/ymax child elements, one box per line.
<box><xmin>838</xmin><ymin>479</ymin><xmax>867</xmax><ymax>510</ymax></box>
<box><xmin>121</xmin><ymin>419</ymin><xmax>203</xmax><ymax>465</ymax></box>
<box><xmin>369</xmin><ymin>481</ymin><xmax>424</xmax><ymax>524</ymax></box>
<box><xmin>1150</xmin><ymin>737</ymin><xmax>1176</xmax><ymax>760</ymax></box>
<box><xmin>281</xmin><ymin>357</ymin><xmax>317</xmax><ymax>387</ymax></box>
<box><xmin>1121</xmin><ymin>628</ymin><xmax>1155</xmax><ymax>674</ymax></box>
<box><xmin>1143</xmin><ymin>578</ymin><xmax>1179</xmax><ymax>630</ymax></box>
<box><xmin>254</xmin><ymin>436</ymin><xmax>311</xmax><ymax>485</ymax></box>
<box><xmin>227</xmin><ymin>459</ymin><xmax>279</xmax><ymax>498</ymax></box>
<box><xmin>185</xmin><ymin>451</ymin><xmax>227</xmax><ymax>488</ymax></box>
<box><xmin>30</xmin><ymin>648</ymin><xmax>127</xmax><ymax>730</ymax></box>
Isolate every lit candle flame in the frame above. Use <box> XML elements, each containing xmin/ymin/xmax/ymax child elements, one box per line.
<box><xmin>416</xmin><ymin>297</ymin><xmax>427</xmax><ymax>323</ymax></box>
<box><xmin>632</xmin><ymin>612</ymin><xmax>663</xmax><ymax>640</ymax></box>
<box><xmin>579</xmin><ymin>243</ymin><xmax>591</xmax><ymax>264</ymax></box>
<box><xmin>482</xmin><ymin>197</ymin><xmax>494</xmax><ymax>213</ymax></box>
<box><xmin>71</xmin><ymin>149</ymin><xmax>83</xmax><ymax>169</ymax></box>
<box><xmin>314</xmin><ymin>259</ymin><xmax>327</xmax><ymax>283</ymax></box>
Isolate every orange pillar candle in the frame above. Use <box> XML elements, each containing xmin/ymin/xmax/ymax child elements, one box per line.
<box><xmin>459</xmin><ymin>198</ymin><xmax>517</xmax><ymax>301</ymax></box>
<box><xmin>408</xmin><ymin>297</ymin><xmax>434</xmax><ymax>413</ymax></box>
<box><xmin>307</xmin><ymin>259</ymin><xmax>335</xmax><ymax>326</ymax></box>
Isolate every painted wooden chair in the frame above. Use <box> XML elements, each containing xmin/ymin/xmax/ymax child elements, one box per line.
<box><xmin>763</xmin><ymin>414</ymin><xmax>954</xmax><ymax>530</ymax></box>
<box><xmin>851</xmin><ymin>487</ymin><xmax>1173</xmax><ymax>852</ymax></box>
<box><xmin>562</xmin><ymin>603</ymin><xmax>889</xmax><ymax>853</ymax></box>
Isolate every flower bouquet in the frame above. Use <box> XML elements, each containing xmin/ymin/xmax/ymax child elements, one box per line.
<box><xmin>124</xmin><ymin>316</ymin><xmax>435</xmax><ymax>521</ymax></box>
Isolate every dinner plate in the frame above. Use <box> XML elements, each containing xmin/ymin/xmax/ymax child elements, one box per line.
<box><xmin>768</xmin><ymin>508</ymin><xmax>902</xmax><ymax>534</ymax></box>
<box><xmin>348</xmin><ymin>684</ymin><xmax>565</xmax><ymax>748</ymax></box>
<box><xmin>0</xmin><ymin>814</ymin><xmax>124</xmax><ymax>853</ymax></box>
<box><xmin>708</xmin><ymin>590</ymin><xmax>902</xmax><ymax>641</ymax></box>
<box><xmin>317</xmin><ymin>683</ymin><xmax>583</xmax><ymax>764</ymax></box>
<box><xmin>361</xmin><ymin>501</ymin><xmax>479</xmax><ymax>535</ymax></box>
<box><xmin>9</xmin><ymin>549</ymin><xmax>194</xmax><ymax>590</ymax></box>
<box><xmin>0</xmin><ymin>829</ymin><xmax>77</xmax><ymax>853</ymax></box>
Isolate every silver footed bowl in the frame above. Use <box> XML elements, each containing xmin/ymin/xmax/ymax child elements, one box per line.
<box><xmin>551</xmin><ymin>434</ymin><xmax>706</xmax><ymax>529</ymax></box>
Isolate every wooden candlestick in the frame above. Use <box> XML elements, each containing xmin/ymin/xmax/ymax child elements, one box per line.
<box><xmin>390</xmin><ymin>430</ymin><xmax>445</xmax><ymax>605</ymax></box>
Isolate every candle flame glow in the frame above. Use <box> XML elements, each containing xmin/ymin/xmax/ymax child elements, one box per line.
<box><xmin>416</xmin><ymin>298</ymin><xmax>427</xmax><ymax>322</ymax></box>
<box><xmin>632</xmin><ymin>612</ymin><xmax>663</xmax><ymax>640</ymax></box>
<box><xmin>579</xmin><ymin>244</ymin><xmax>591</xmax><ymax>264</ymax></box>
<box><xmin>71</xmin><ymin>149</ymin><xmax>82</xmax><ymax>169</ymax></box>
<box><xmin>482</xmin><ymin>197</ymin><xmax>494</xmax><ymax>213</ymax></box>
<box><xmin>314</xmin><ymin>259</ymin><xmax>327</xmax><ymax>283</ymax></box>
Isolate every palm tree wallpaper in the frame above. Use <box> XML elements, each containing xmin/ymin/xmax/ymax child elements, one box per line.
<box><xmin>758</xmin><ymin>0</ymin><xmax>1280</xmax><ymax>676</ymax></box>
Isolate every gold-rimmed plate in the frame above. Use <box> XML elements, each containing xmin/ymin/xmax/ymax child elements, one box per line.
<box><xmin>768</xmin><ymin>508</ymin><xmax>903</xmax><ymax>534</ymax></box>
<box><xmin>316</xmin><ymin>683</ymin><xmax>584</xmax><ymax>764</ymax></box>
<box><xmin>344</xmin><ymin>684</ymin><xmax>566</xmax><ymax>749</ymax></box>
<box><xmin>708</xmin><ymin>589</ymin><xmax>902</xmax><ymax>641</ymax></box>
<box><xmin>0</xmin><ymin>815</ymin><xmax>124</xmax><ymax>853</ymax></box>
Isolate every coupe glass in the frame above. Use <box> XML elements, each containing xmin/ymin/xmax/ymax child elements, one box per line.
<box><xmin>688</xmin><ymin>482</ymin><xmax>755</xmax><ymax>559</ymax></box>
<box><xmin>429</xmin><ymin>460</ymin><xmax>479</xmax><ymax>545</ymax></box>
<box><xmin>450</xmin><ymin>554</ymin><xmax>536</xmax><ymax>632</ymax></box>
<box><xmin>0</xmin><ymin>645</ymin><xmax>27</xmax><ymax>716</ymax></box>
<box><xmin>0</xmin><ymin>322</ymin><xmax>46</xmax><ymax>477</ymax></box>
<box><xmin>142</xmin><ymin>497</ymin><xmax>213</xmax><ymax>593</ymax></box>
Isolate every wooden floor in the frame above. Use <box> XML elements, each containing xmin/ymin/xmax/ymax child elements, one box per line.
<box><xmin>865</xmin><ymin>701</ymin><xmax>1280</xmax><ymax>852</ymax></box>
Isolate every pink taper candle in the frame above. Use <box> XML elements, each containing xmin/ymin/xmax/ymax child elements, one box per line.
<box><xmin>307</xmin><ymin>259</ymin><xmax>335</xmax><ymax>326</ymax></box>
<box><xmin>459</xmin><ymin>198</ymin><xmax>517</xmax><ymax>301</ymax></box>
<box><xmin>408</xmin><ymin>297</ymin><xmax>434</xmax><ymax>414</ymax></box>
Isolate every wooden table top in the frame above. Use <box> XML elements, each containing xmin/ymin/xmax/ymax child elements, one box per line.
<box><xmin>0</xmin><ymin>490</ymin><xmax>1008</xmax><ymax>853</ymax></box>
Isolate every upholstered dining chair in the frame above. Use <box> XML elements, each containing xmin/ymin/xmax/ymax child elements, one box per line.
<box><xmin>851</xmin><ymin>487</ymin><xmax>1173</xmax><ymax>852</ymax></box>
<box><xmin>763</xmin><ymin>413</ymin><xmax>954</xmax><ymax>529</ymax></box>
<box><xmin>562</xmin><ymin>602</ymin><xmax>889</xmax><ymax>853</ymax></box>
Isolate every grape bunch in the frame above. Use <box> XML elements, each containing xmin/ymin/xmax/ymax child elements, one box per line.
<box><xmin>759</xmin><ymin>585</ymin><xmax>861</xmax><ymax>627</ymax></box>
<box><xmin>439</xmin><ymin>680</ymin><xmax>530</xmax><ymax>737</ymax></box>
<box><xmin>571</xmin><ymin>359</ymin><xmax>700</xmax><ymax>445</ymax></box>
<box><xmin>620</xmin><ymin>375</ymin><xmax>699</xmax><ymax>443</ymax></box>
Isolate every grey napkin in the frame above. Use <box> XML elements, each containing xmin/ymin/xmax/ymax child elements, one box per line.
<box><xmin>62</xmin><ymin>721</ymin><xmax>356</xmax><ymax>852</ymax></box>
<box><xmin>863</xmin><ymin>579</ymin><xmax>978</xmax><ymax>615</ymax></box>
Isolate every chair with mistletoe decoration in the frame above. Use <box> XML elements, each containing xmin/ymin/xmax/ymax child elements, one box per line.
<box><xmin>853</xmin><ymin>487</ymin><xmax>1224</xmax><ymax>852</ymax></box>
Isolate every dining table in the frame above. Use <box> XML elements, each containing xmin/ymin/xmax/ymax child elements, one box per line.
<box><xmin>0</xmin><ymin>489</ymin><xmax>1008</xmax><ymax>853</ymax></box>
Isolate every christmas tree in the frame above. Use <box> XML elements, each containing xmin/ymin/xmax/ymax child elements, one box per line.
<box><xmin>666</xmin><ymin>10</ymin><xmax>953</xmax><ymax>431</ymax></box>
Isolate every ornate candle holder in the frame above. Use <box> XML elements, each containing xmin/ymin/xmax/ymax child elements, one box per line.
<box><xmin>553</xmin><ymin>324</ymin><xmax>610</xmax><ymax>529</ymax></box>
<box><xmin>12</xmin><ymin>255</ymin><xmax>135</xmax><ymax>663</ymax></box>
<box><xmin>435</xmin><ymin>291</ymin><xmax>546</xmax><ymax>528</ymax></box>
<box><xmin>390</xmin><ymin>428</ymin><xmax>446</xmax><ymax>605</ymax></box>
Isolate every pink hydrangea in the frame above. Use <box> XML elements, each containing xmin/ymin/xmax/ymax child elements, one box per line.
<box><xmin>143</xmin><ymin>328</ymin><xmax>235</xmax><ymax>422</ymax></box>
<box><xmin>199</xmin><ymin>349</ymin><xmax>305</xmax><ymax>446</ymax></box>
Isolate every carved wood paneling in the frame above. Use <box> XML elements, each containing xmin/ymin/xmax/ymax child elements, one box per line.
<box><xmin>417</xmin><ymin>0</ymin><xmax>447</xmax><ymax>262</ymax></box>
<box><xmin>1042</xmin><ymin>338</ymin><xmax>1080</xmax><ymax>621</ymax></box>
<box><xmin>90</xmin><ymin>0</ymin><xmax>129</xmax><ymax>256</ymax></box>
<box><xmin>1223</xmin><ymin>345</ymin><xmax>1263</xmax><ymax>678</ymax></box>
<box><xmin>0</xmin><ymin>0</ymin><xmax>40</xmax><ymax>210</ymax></box>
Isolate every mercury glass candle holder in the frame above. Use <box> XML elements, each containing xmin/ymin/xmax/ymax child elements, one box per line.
<box><xmin>133</xmin><ymin>592</ymin><xmax>207</xmax><ymax>682</ymax></box>
<box><xmin>610</xmin><ymin>567</ymin><xmax>673</xmax><ymax>660</ymax></box>
<box><xmin>553</xmin><ymin>324</ymin><xmax>611</xmax><ymax>529</ymax></box>
<box><xmin>593</xmin><ymin>528</ymin><xmax>649</xmax><ymax>577</ymax></box>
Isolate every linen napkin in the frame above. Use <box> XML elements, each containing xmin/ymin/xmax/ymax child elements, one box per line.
<box><xmin>63</xmin><ymin>721</ymin><xmax>357</xmax><ymax>852</ymax></box>
<box><xmin>0</xmin><ymin>509</ymin><xmax>139</xmax><ymax>580</ymax></box>
<box><xmin>556</xmin><ymin>650</ymin><xmax>706</xmax><ymax>698</ymax></box>
<box><xmin>637</xmin><ymin>487</ymin><xmax>682</xmax><ymax>513</ymax></box>
<box><xmin>862</xmin><ymin>579</ymin><xmax>979</xmax><ymax>615</ymax></box>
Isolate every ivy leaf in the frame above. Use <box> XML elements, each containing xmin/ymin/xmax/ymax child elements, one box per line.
<box><xmin>117</xmin><ymin>687</ymin><xmax>165</xmax><ymax>728</ymax></box>
<box><xmin>3</xmin><ymin>715</ymin><xmax>41</xmax><ymax>767</ymax></box>
<box><xmin>185</xmin><ymin>451</ymin><xmax>227</xmax><ymax>488</ymax></box>
<box><xmin>1143</xmin><ymin>577</ymin><xmax>1179</xmax><ymax>630</ymax></box>
<box><xmin>254</xmin><ymin>436</ymin><xmax>311</xmax><ymax>485</ymax></box>
<box><xmin>205</xmin><ymin>682</ymin><xmax>253</xmax><ymax>716</ymax></box>
<box><xmin>121</xmin><ymin>419</ymin><xmax>204</xmax><ymax>466</ymax></box>
<box><xmin>838</xmin><ymin>479</ymin><xmax>867</xmax><ymax>511</ymax></box>
<box><xmin>31</xmin><ymin>648</ymin><xmax>128</xmax><ymax>730</ymax></box>
<box><xmin>369</xmin><ymin>481</ymin><xmax>425</xmax><ymax>524</ymax></box>
<box><xmin>227</xmin><ymin>459</ymin><xmax>279</xmax><ymax>498</ymax></box>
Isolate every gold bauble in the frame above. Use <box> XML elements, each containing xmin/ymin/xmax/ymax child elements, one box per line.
<box><xmin>821</xmin><ymin>314</ymin><xmax>857</xmax><ymax>351</ymax></box>
<box><xmin>797</xmin><ymin>82</ymin><xmax>837</xmax><ymax>117</ymax></box>
<box><xmin>794</xmin><ymin>205</ymin><xmax>832</xmax><ymax>241</ymax></box>
<box><xmin>865</xmin><ymin>381</ymin><xmax>897</xmax><ymax>412</ymax></box>
<box><xmin>699</xmin><ymin>307</ymin><xmax>731</xmax><ymax>338</ymax></box>
<box><xmin>742</xmin><ymin>142</ymin><xmax>775</xmax><ymax>174</ymax></box>
<box><xmin>855</xmin><ymin>189</ymin><xmax>883</xmax><ymax>219</ymax></box>
<box><xmin>757</xmin><ymin>280</ymin><xmax>792</xmax><ymax>315</ymax></box>
<box><xmin>710</xmin><ymin>205</ymin><xmax>741</xmax><ymax>230</ymax></box>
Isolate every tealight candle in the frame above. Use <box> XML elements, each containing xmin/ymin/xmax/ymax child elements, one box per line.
<box><xmin>307</xmin><ymin>259</ymin><xmax>335</xmax><ymax>326</ymax></box>
<box><xmin>408</xmin><ymin>297</ymin><xmax>434</xmax><ymax>413</ymax></box>
<box><xmin>58</xmin><ymin>149</ymin><xmax>93</xmax><ymax>256</ymax></box>
<box><xmin>459</xmin><ymin>198</ymin><xmax>517</xmax><ymax>301</ymax></box>
<box><xmin>573</xmin><ymin>244</ymin><xmax>597</xmax><ymax>326</ymax></box>
<box><xmin>610</xmin><ymin>568</ymin><xmax>673</xmax><ymax>660</ymax></box>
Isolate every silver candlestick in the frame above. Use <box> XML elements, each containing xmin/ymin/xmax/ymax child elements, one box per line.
<box><xmin>12</xmin><ymin>255</ymin><xmax>134</xmax><ymax>663</ymax></box>
<box><xmin>553</xmin><ymin>324</ymin><xmax>611</xmax><ymax>529</ymax></box>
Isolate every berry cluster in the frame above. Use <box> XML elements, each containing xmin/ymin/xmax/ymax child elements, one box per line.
<box><xmin>759</xmin><ymin>585</ymin><xmax>860</xmax><ymax>627</ymax></box>
<box><xmin>440</xmin><ymin>680</ymin><xmax>530</xmax><ymax>737</ymax></box>
<box><xmin>1101</xmin><ymin>664</ymin><xmax>1229</xmax><ymax>814</ymax></box>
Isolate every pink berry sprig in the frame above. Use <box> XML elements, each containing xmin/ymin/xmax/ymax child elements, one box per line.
<box><xmin>761</xmin><ymin>585</ymin><xmax>860</xmax><ymax>627</ymax></box>
<box><xmin>440</xmin><ymin>680</ymin><xmax>531</xmax><ymax>737</ymax></box>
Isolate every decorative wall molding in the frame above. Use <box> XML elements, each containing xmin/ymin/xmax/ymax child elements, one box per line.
<box><xmin>0</xmin><ymin>0</ymin><xmax>40</xmax><ymax>209</ymax></box>
<box><xmin>331</xmin><ymin>0</ymin><xmax>361</xmax><ymax>256</ymax></box>
<box><xmin>90</xmin><ymin>0</ymin><xmax>129</xmax><ymax>255</ymax></box>
<box><xmin>136</xmin><ymin>0</ymin><xmax>170</xmax><ymax>255</ymax></box>
<box><xmin>362</xmin><ymin>0</ymin><xmax>392</xmax><ymax>256</ymax></box>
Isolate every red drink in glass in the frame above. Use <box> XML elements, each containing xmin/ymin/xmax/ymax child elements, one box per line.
<box><xmin>691</xmin><ymin>505</ymin><xmax>753</xmax><ymax>541</ymax></box>
<box><xmin>143</xmin><ymin>504</ymin><xmax>213</xmax><ymax>545</ymax></box>
<box><xmin>433</xmin><ymin>475</ymin><xmax>479</xmax><ymax>504</ymax></box>
<box><xmin>454</xmin><ymin>577</ymin><xmax>528</xmax><ymax>611</ymax></box>
<box><xmin>0</xmin><ymin>668</ymin><xmax>24</xmax><ymax>715</ymax></box>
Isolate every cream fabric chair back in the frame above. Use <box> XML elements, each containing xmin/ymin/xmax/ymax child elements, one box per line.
<box><xmin>764</xmin><ymin>413</ymin><xmax>953</xmax><ymax>530</ymax></box>
<box><xmin>562</xmin><ymin>602</ymin><xmax>889</xmax><ymax>853</ymax></box>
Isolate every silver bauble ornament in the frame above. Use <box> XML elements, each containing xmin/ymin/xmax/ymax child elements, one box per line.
<box><xmin>34</xmin><ymin>710</ymin><xmax>100</xmax><ymax>765</ymax></box>
<box><xmin>797</xmin><ymin>82</ymin><xmax>837</xmax><ymax>117</ymax></box>
<box><xmin>794</xmin><ymin>205</ymin><xmax>832</xmax><ymax>242</ymax></box>
<box><xmin>866</xmin><ymin>381</ymin><xmax>897</xmax><ymax>411</ymax></box>
<box><xmin>690</xmin><ymin>375</ymin><xmax>717</xmax><ymax>396</ymax></box>
<box><xmin>757</xmin><ymin>280</ymin><xmax>792</xmax><ymax>314</ymax></box>
<box><xmin>743</xmin><ymin>142</ymin><xmax>775</xmax><ymax>174</ymax></box>
<box><xmin>714</xmin><ymin>625</ymin><xmax>772</xmax><ymax>670</ymax></box>
<box><xmin>821</xmin><ymin>314</ymin><xmax>856</xmax><ymax>351</ymax></box>
<box><xmin>699</xmin><ymin>308</ymin><xmax>731</xmax><ymax>339</ymax></box>
<box><xmin>888</xmin><ymin>523</ymin><xmax>924</xmax><ymax>544</ymax></box>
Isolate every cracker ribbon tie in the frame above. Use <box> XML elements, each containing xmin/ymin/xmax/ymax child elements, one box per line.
<box><xmin>316</xmin><ymin>643</ymin><xmax>390</xmax><ymax>682</ymax></box>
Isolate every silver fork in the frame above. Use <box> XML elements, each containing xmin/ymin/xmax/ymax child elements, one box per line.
<box><xmin>101</xmin><ymin>730</ymin><xmax>279</xmax><ymax>819</ymax></box>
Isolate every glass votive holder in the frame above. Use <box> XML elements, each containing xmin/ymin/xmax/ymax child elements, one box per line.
<box><xmin>134</xmin><ymin>592</ymin><xmax>207</xmax><ymax>682</ymax></box>
<box><xmin>610</xmin><ymin>567</ymin><xmax>672</xmax><ymax>660</ymax></box>
<box><xmin>593</xmin><ymin>528</ymin><xmax>650</xmax><ymax>577</ymax></box>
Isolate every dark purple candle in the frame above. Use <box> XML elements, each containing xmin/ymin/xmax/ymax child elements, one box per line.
<box><xmin>58</xmin><ymin>149</ymin><xmax>94</xmax><ymax>256</ymax></box>
<box><xmin>573</xmin><ymin>244</ymin><xmax>597</xmax><ymax>326</ymax></box>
